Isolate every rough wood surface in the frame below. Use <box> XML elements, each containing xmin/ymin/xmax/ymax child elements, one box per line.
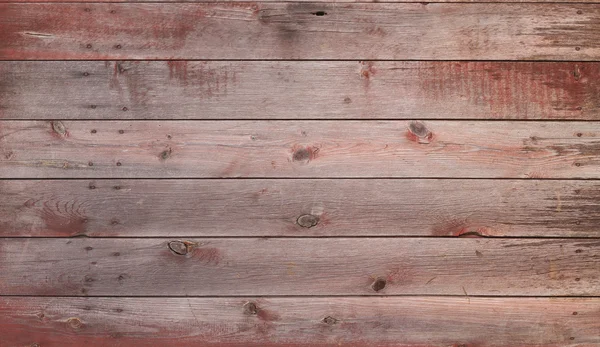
<box><xmin>1</xmin><ymin>3</ymin><xmax>600</xmax><ymax>60</ymax></box>
<box><xmin>1</xmin><ymin>297</ymin><xmax>599</xmax><ymax>347</ymax></box>
<box><xmin>1</xmin><ymin>120</ymin><xmax>599</xmax><ymax>178</ymax></box>
<box><xmin>2</xmin><ymin>179</ymin><xmax>599</xmax><ymax>237</ymax></box>
<box><xmin>1</xmin><ymin>61</ymin><xmax>598</xmax><ymax>120</ymax></box>
<box><xmin>0</xmin><ymin>238</ymin><xmax>597</xmax><ymax>296</ymax></box>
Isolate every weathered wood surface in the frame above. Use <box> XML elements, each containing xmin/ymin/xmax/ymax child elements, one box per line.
<box><xmin>1</xmin><ymin>61</ymin><xmax>598</xmax><ymax>120</ymax></box>
<box><xmin>0</xmin><ymin>238</ymin><xmax>597</xmax><ymax>296</ymax></box>
<box><xmin>1</xmin><ymin>297</ymin><xmax>599</xmax><ymax>347</ymax></box>
<box><xmin>1</xmin><ymin>3</ymin><xmax>600</xmax><ymax>60</ymax></box>
<box><xmin>2</xmin><ymin>179</ymin><xmax>599</xmax><ymax>237</ymax></box>
<box><xmin>1</xmin><ymin>120</ymin><xmax>599</xmax><ymax>178</ymax></box>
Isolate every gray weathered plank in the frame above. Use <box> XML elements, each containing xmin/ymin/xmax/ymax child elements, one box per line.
<box><xmin>1</xmin><ymin>179</ymin><xmax>599</xmax><ymax>237</ymax></box>
<box><xmin>0</xmin><ymin>238</ymin><xmax>597</xmax><ymax>296</ymax></box>
<box><xmin>1</xmin><ymin>3</ymin><xmax>599</xmax><ymax>60</ymax></box>
<box><xmin>1</xmin><ymin>297</ymin><xmax>598</xmax><ymax>346</ymax></box>
<box><xmin>1</xmin><ymin>120</ymin><xmax>599</xmax><ymax>178</ymax></box>
<box><xmin>1</xmin><ymin>61</ymin><xmax>597</xmax><ymax>120</ymax></box>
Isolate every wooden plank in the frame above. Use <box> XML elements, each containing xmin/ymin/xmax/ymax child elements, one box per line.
<box><xmin>2</xmin><ymin>179</ymin><xmax>599</xmax><ymax>238</ymax></box>
<box><xmin>0</xmin><ymin>238</ymin><xmax>597</xmax><ymax>296</ymax></box>
<box><xmin>1</xmin><ymin>3</ymin><xmax>600</xmax><ymax>60</ymax></box>
<box><xmin>5</xmin><ymin>0</ymin><xmax>600</xmax><ymax>3</ymax></box>
<box><xmin>1</xmin><ymin>61</ymin><xmax>598</xmax><ymax>120</ymax></box>
<box><xmin>1</xmin><ymin>297</ymin><xmax>598</xmax><ymax>347</ymax></box>
<box><xmin>1</xmin><ymin>120</ymin><xmax>599</xmax><ymax>178</ymax></box>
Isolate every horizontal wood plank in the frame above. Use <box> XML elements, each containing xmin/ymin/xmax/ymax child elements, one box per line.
<box><xmin>0</xmin><ymin>238</ymin><xmax>597</xmax><ymax>296</ymax></box>
<box><xmin>1</xmin><ymin>120</ymin><xmax>599</xmax><ymax>178</ymax></box>
<box><xmin>4</xmin><ymin>0</ymin><xmax>600</xmax><ymax>3</ymax></box>
<box><xmin>1</xmin><ymin>61</ymin><xmax>598</xmax><ymax>120</ymax></box>
<box><xmin>1</xmin><ymin>3</ymin><xmax>600</xmax><ymax>60</ymax></box>
<box><xmin>1</xmin><ymin>297</ymin><xmax>598</xmax><ymax>347</ymax></box>
<box><xmin>2</xmin><ymin>179</ymin><xmax>599</xmax><ymax>237</ymax></box>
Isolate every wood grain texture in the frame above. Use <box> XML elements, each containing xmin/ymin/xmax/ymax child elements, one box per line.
<box><xmin>1</xmin><ymin>120</ymin><xmax>599</xmax><ymax>178</ymax></box>
<box><xmin>1</xmin><ymin>3</ymin><xmax>600</xmax><ymax>60</ymax></box>
<box><xmin>2</xmin><ymin>179</ymin><xmax>600</xmax><ymax>237</ymax></box>
<box><xmin>0</xmin><ymin>238</ymin><xmax>597</xmax><ymax>296</ymax></box>
<box><xmin>1</xmin><ymin>297</ymin><xmax>599</xmax><ymax>347</ymax></box>
<box><xmin>1</xmin><ymin>61</ymin><xmax>598</xmax><ymax>120</ymax></box>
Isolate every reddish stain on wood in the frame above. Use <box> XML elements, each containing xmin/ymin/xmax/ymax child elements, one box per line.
<box><xmin>190</xmin><ymin>247</ymin><xmax>222</xmax><ymax>265</ymax></box>
<box><xmin>417</xmin><ymin>62</ymin><xmax>600</xmax><ymax>119</ymax></box>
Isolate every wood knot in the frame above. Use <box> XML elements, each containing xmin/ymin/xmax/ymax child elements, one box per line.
<box><xmin>243</xmin><ymin>302</ymin><xmax>258</xmax><ymax>315</ymax></box>
<box><xmin>322</xmin><ymin>316</ymin><xmax>337</xmax><ymax>325</ymax></box>
<box><xmin>371</xmin><ymin>277</ymin><xmax>386</xmax><ymax>292</ymax></box>
<box><xmin>297</xmin><ymin>214</ymin><xmax>319</xmax><ymax>228</ymax></box>
<box><xmin>168</xmin><ymin>240</ymin><xmax>197</xmax><ymax>255</ymax></box>
<box><xmin>51</xmin><ymin>121</ymin><xmax>68</xmax><ymax>137</ymax></box>
<box><xmin>292</xmin><ymin>146</ymin><xmax>319</xmax><ymax>164</ymax></box>
<box><xmin>160</xmin><ymin>147</ymin><xmax>172</xmax><ymax>161</ymax></box>
<box><xmin>66</xmin><ymin>317</ymin><xmax>83</xmax><ymax>330</ymax></box>
<box><xmin>407</xmin><ymin>121</ymin><xmax>433</xmax><ymax>144</ymax></box>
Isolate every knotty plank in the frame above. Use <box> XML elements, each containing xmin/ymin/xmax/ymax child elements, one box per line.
<box><xmin>1</xmin><ymin>61</ymin><xmax>597</xmax><ymax>120</ymax></box>
<box><xmin>1</xmin><ymin>120</ymin><xmax>599</xmax><ymax>178</ymax></box>
<box><xmin>1</xmin><ymin>3</ymin><xmax>600</xmax><ymax>60</ymax></box>
<box><xmin>2</xmin><ymin>179</ymin><xmax>599</xmax><ymax>237</ymax></box>
<box><xmin>0</xmin><ymin>238</ymin><xmax>597</xmax><ymax>296</ymax></box>
<box><xmin>1</xmin><ymin>297</ymin><xmax>598</xmax><ymax>347</ymax></box>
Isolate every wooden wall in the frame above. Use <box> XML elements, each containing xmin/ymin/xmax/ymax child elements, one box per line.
<box><xmin>0</xmin><ymin>0</ymin><xmax>599</xmax><ymax>346</ymax></box>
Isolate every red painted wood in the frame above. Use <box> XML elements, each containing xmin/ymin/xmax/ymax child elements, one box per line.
<box><xmin>0</xmin><ymin>238</ymin><xmax>596</xmax><ymax>296</ymax></box>
<box><xmin>0</xmin><ymin>61</ymin><xmax>597</xmax><ymax>120</ymax></box>
<box><xmin>1</xmin><ymin>179</ymin><xmax>598</xmax><ymax>237</ymax></box>
<box><xmin>1</xmin><ymin>297</ymin><xmax>598</xmax><ymax>347</ymax></box>
<box><xmin>1</xmin><ymin>3</ymin><xmax>600</xmax><ymax>60</ymax></box>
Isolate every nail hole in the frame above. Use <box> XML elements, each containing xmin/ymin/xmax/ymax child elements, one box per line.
<box><xmin>83</xmin><ymin>72</ymin><xmax>89</xmax><ymax>76</ymax></box>
<box><xmin>122</xmin><ymin>107</ymin><xmax>128</xmax><ymax>111</ymax></box>
<box><xmin>118</xmin><ymin>130</ymin><xmax>124</xmax><ymax>134</ymax></box>
<box><xmin>91</xmin><ymin>129</ymin><xmax>97</xmax><ymax>134</ymax></box>
<box><xmin>116</xmin><ymin>162</ymin><xmax>122</xmax><ymax>166</ymax></box>
<box><xmin>371</xmin><ymin>277</ymin><xmax>386</xmax><ymax>292</ymax></box>
<box><xmin>575</xmin><ymin>47</ymin><xmax>581</xmax><ymax>51</ymax></box>
<box><xmin>312</xmin><ymin>11</ymin><xmax>327</xmax><ymax>16</ymax></box>
<box><xmin>90</xmin><ymin>105</ymin><xmax>97</xmax><ymax>109</ymax></box>
<box><xmin>575</xmin><ymin>277</ymin><xmax>581</xmax><ymax>281</ymax></box>
<box><xmin>115</xmin><ymin>44</ymin><xmax>122</xmax><ymax>49</ymax></box>
<box><xmin>114</xmin><ymin>186</ymin><xmax>121</xmax><ymax>190</ymax></box>
<box><xmin>86</xmin><ymin>44</ymin><xmax>92</xmax><ymax>49</ymax></box>
<box><xmin>89</xmin><ymin>184</ymin><xmax>96</xmax><ymax>189</ymax></box>
<box><xmin>575</xmin><ymin>162</ymin><xmax>581</xmax><ymax>167</ymax></box>
<box><xmin>88</xmin><ymin>162</ymin><xmax>93</xmax><ymax>166</ymax></box>
<box><xmin>84</xmin><ymin>8</ymin><xmax>91</xmax><ymax>12</ymax></box>
<box><xmin>572</xmin><ymin>311</ymin><xmax>578</xmax><ymax>315</ymax></box>
<box><xmin>576</xmin><ymin>133</ymin><xmax>583</xmax><ymax>137</ymax></box>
